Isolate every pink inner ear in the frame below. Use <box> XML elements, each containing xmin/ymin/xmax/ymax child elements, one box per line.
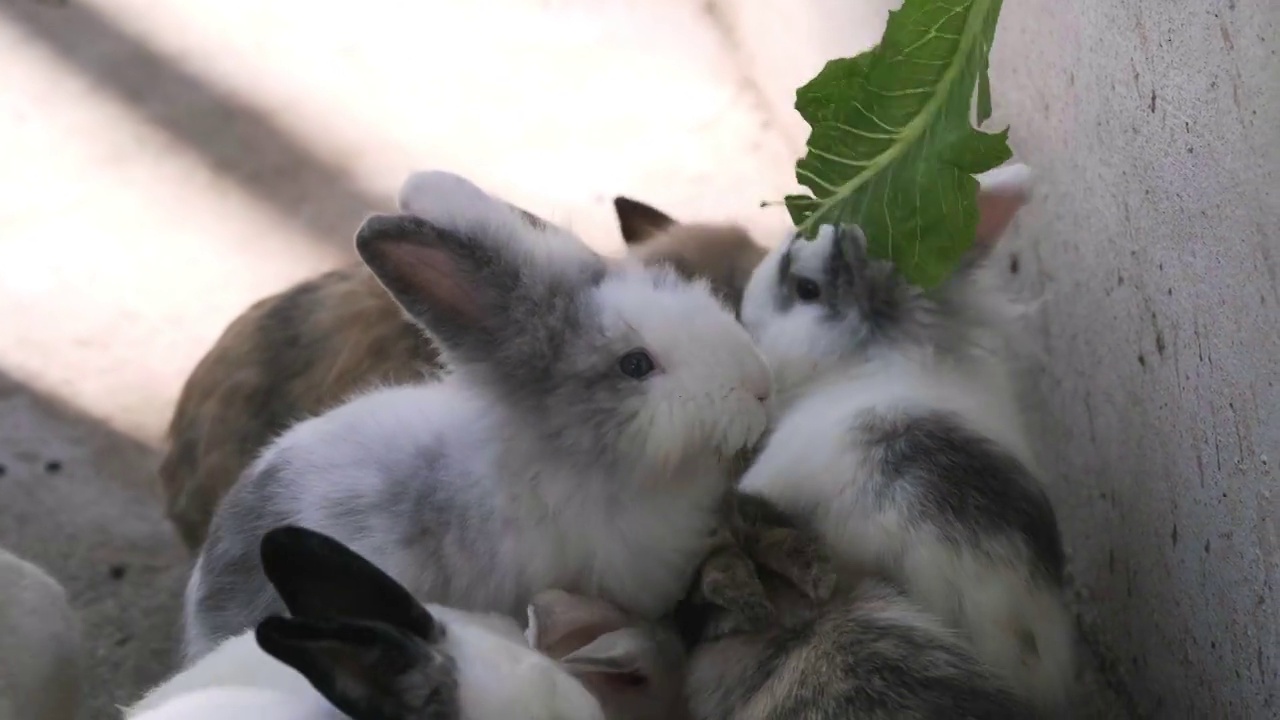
<box><xmin>974</xmin><ymin>190</ymin><xmax>1029</xmax><ymax>249</ymax></box>
<box><xmin>378</xmin><ymin>241</ymin><xmax>481</xmax><ymax>324</ymax></box>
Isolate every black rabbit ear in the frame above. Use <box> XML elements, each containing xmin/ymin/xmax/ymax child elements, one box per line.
<box><xmin>259</xmin><ymin>526</ymin><xmax>439</xmax><ymax>641</ymax></box>
<box><xmin>613</xmin><ymin>196</ymin><xmax>677</xmax><ymax>245</ymax></box>
<box><xmin>256</xmin><ymin>616</ymin><xmax>459</xmax><ymax>720</ymax></box>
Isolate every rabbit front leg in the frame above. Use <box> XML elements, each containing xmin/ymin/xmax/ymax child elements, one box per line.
<box><xmin>679</xmin><ymin>492</ymin><xmax>839</xmax><ymax>643</ymax></box>
<box><xmin>690</xmin><ymin>528</ymin><xmax>773</xmax><ymax>640</ymax></box>
<box><xmin>730</xmin><ymin>491</ymin><xmax>837</xmax><ymax>604</ymax></box>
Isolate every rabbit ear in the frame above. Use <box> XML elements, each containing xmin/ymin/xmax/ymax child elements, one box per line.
<box><xmin>525</xmin><ymin>589</ymin><xmax>630</xmax><ymax>659</ymax></box>
<box><xmin>559</xmin><ymin>628</ymin><xmax>652</xmax><ymax>676</ymax></box>
<box><xmin>255</xmin><ymin>616</ymin><xmax>457</xmax><ymax>720</ymax></box>
<box><xmin>359</xmin><ymin>177</ymin><xmax>604</xmax><ymax>372</ymax></box>
<box><xmin>398</xmin><ymin>170</ymin><xmax>554</xmax><ymax>233</ymax></box>
<box><xmin>526</xmin><ymin>591</ymin><xmax>661</xmax><ymax>690</ymax></box>
<box><xmin>356</xmin><ymin>212</ymin><xmax>507</xmax><ymax>331</ymax></box>
<box><xmin>973</xmin><ymin>163</ymin><xmax>1033</xmax><ymax>255</ymax></box>
<box><xmin>258</xmin><ymin>526</ymin><xmax>439</xmax><ymax>642</ymax></box>
<box><xmin>613</xmin><ymin>196</ymin><xmax>677</xmax><ymax>245</ymax></box>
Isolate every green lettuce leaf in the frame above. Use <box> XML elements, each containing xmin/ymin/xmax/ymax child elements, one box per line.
<box><xmin>784</xmin><ymin>0</ymin><xmax>1010</xmax><ymax>289</ymax></box>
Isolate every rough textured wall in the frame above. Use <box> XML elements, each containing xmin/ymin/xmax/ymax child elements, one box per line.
<box><xmin>714</xmin><ymin>0</ymin><xmax>1279</xmax><ymax>716</ymax></box>
<box><xmin>990</xmin><ymin>1</ymin><xmax>1279</xmax><ymax>716</ymax></box>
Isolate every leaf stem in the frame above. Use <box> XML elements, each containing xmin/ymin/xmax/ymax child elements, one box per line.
<box><xmin>797</xmin><ymin>0</ymin><xmax>1001</xmax><ymax>237</ymax></box>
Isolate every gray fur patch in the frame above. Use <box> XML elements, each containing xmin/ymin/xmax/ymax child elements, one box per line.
<box><xmin>859</xmin><ymin>411</ymin><xmax>1065</xmax><ymax>582</ymax></box>
<box><xmin>192</xmin><ymin>462</ymin><xmax>295</xmax><ymax>646</ymax></box>
<box><xmin>192</xmin><ymin>445</ymin><xmax>517</xmax><ymax>650</ymax></box>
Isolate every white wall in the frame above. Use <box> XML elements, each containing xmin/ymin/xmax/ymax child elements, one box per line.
<box><xmin>712</xmin><ymin>0</ymin><xmax>1280</xmax><ymax>716</ymax></box>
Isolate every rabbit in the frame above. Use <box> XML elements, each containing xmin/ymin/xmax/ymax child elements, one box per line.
<box><xmin>0</xmin><ymin>546</ymin><xmax>83</xmax><ymax>720</ymax></box>
<box><xmin>731</xmin><ymin>162</ymin><xmax>1075</xmax><ymax>710</ymax></box>
<box><xmin>181</xmin><ymin>170</ymin><xmax>772</xmax><ymax>663</ymax></box>
<box><xmin>675</xmin><ymin>499</ymin><xmax>1039</xmax><ymax>720</ymax></box>
<box><xmin>160</xmin><ymin>193</ymin><xmax>766</xmax><ymax>552</ymax></box>
<box><xmin>135</xmin><ymin>526</ymin><xmax>684</xmax><ymax>720</ymax></box>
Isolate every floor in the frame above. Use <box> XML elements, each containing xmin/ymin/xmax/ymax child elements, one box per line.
<box><xmin>0</xmin><ymin>0</ymin><xmax>1130</xmax><ymax>717</ymax></box>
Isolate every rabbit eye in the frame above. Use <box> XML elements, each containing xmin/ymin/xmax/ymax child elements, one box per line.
<box><xmin>618</xmin><ymin>350</ymin><xmax>656</xmax><ymax>380</ymax></box>
<box><xmin>794</xmin><ymin>277</ymin><xmax>822</xmax><ymax>302</ymax></box>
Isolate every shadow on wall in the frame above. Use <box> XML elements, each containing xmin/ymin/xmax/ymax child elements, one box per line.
<box><xmin>0</xmin><ymin>370</ymin><xmax>188</xmax><ymax>720</ymax></box>
<box><xmin>0</xmin><ymin>0</ymin><xmax>388</xmax><ymax>253</ymax></box>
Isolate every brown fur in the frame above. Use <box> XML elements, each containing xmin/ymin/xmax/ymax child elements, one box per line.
<box><xmin>615</xmin><ymin>195</ymin><xmax>765</xmax><ymax>313</ymax></box>
<box><xmin>160</xmin><ymin>198</ymin><xmax>767</xmax><ymax>550</ymax></box>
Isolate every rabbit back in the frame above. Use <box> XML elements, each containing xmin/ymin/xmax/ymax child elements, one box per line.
<box><xmin>739</xmin><ymin>363</ymin><xmax>1073</xmax><ymax>706</ymax></box>
<box><xmin>161</xmin><ymin>266</ymin><xmax>436</xmax><ymax>549</ymax></box>
<box><xmin>184</xmin><ymin>383</ymin><xmax>514</xmax><ymax>660</ymax></box>
<box><xmin>186</xmin><ymin>383</ymin><xmax>721</xmax><ymax>662</ymax></box>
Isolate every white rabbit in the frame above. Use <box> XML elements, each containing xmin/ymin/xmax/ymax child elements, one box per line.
<box><xmin>0</xmin><ymin>546</ymin><xmax>82</xmax><ymax>720</ymax></box>
<box><xmin>135</xmin><ymin>527</ymin><xmax>685</xmax><ymax>719</ymax></box>
<box><xmin>736</xmin><ymin>164</ymin><xmax>1076</xmax><ymax>710</ymax></box>
<box><xmin>181</xmin><ymin>171</ymin><xmax>771</xmax><ymax>661</ymax></box>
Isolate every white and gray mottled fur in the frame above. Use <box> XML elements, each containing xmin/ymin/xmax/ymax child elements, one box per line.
<box><xmin>182</xmin><ymin>171</ymin><xmax>771</xmax><ymax>662</ymax></box>
<box><xmin>736</xmin><ymin>164</ymin><xmax>1075</xmax><ymax>709</ymax></box>
<box><xmin>0</xmin><ymin>546</ymin><xmax>83</xmax><ymax>720</ymax></box>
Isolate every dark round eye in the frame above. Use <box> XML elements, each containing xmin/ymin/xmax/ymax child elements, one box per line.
<box><xmin>618</xmin><ymin>350</ymin><xmax>656</xmax><ymax>379</ymax></box>
<box><xmin>794</xmin><ymin>277</ymin><xmax>822</xmax><ymax>301</ymax></box>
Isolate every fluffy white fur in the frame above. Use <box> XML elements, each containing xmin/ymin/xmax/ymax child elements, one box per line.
<box><xmin>127</xmin><ymin>687</ymin><xmax>340</xmax><ymax>720</ymax></box>
<box><xmin>183</xmin><ymin>171</ymin><xmax>770</xmax><ymax>662</ymax></box>
<box><xmin>0</xmin><ymin>547</ymin><xmax>82</xmax><ymax>720</ymax></box>
<box><xmin>736</xmin><ymin>164</ymin><xmax>1076</xmax><ymax>707</ymax></box>
<box><xmin>132</xmin><ymin>604</ymin><xmax>604</xmax><ymax>720</ymax></box>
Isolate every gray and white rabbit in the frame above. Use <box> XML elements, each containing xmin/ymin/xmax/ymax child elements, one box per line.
<box><xmin>735</xmin><ymin>164</ymin><xmax>1075</xmax><ymax>709</ymax></box>
<box><xmin>182</xmin><ymin>171</ymin><xmax>772</xmax><ymax>662</ymax></box>
<box><xmin>676</xmin><ymin>499</ymin><xmax>1038</xmax><ymax>720</ymax></box>
<box><xmin>137</xmin><ymin>526</ymin><xmax>683</xmax><ymax>720</ymax></box>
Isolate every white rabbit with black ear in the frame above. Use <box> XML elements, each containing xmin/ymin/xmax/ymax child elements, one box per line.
<box><xmin>136</xmin><ymin>527</ymin><xmax>683</xmax><ymax>720</ymax></box>
<box><xmin>183</xmin><ymin>170</ymin><xmax>772</xmax><ymax>662</ymax></box>
<box><xmin>736</xmin><ymin>165</ymin><xmax>1076</xmax><ymax>710</ymax></box>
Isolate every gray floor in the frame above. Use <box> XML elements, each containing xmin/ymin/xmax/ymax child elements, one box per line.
<box><xmin>0</xmin><ymin>373</ymin><xmax>186</xmax><ymax>717</ymax></box>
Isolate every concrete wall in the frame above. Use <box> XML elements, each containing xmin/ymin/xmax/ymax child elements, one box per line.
<box><xmin>713</xmin><ymin>0</ymin><xmax>1280</xmax><ymax>716</ymax></box>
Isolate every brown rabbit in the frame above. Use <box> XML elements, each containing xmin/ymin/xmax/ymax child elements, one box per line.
<box><xmin>160</xmin><ymin>197</ymin><xmax>767</xmax><ymax>550</ymax></box>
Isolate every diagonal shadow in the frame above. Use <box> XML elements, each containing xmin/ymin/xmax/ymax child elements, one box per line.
<box><xmin>0</xmin><ymin>0</ymin><xmax>390</xmax><ymax>252</ymax></box>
